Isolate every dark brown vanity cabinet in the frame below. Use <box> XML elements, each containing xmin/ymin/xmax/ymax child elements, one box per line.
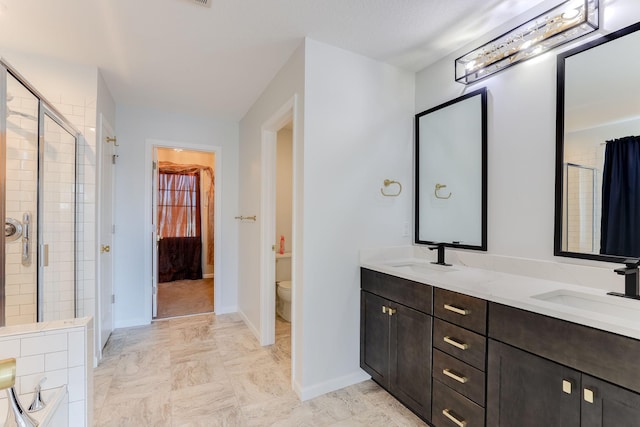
<box><xmin>488</xmin><ymin>303</ymin><xmax>640</xmax><ymax>427</ymax></box>
<box><xmin>431</xmin><ymin>289</ymin><xmax>487</xmax><ymax>427</ymax></box>
<box><xmin>360</xmin><ymin>268</ymin><xmax>433</xmax><ymax>421</ymax></box>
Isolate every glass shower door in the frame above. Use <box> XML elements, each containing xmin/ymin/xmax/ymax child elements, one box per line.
<box><xmin>39</xmin><ymin>110</ymin><xmax>77</xmax><ymax>321</ymax></box>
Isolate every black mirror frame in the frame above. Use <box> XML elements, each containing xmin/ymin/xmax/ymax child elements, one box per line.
<box><xmin>554</xmin><ymin>22</ymin><xmax>640</xmax><ymax>263</ymax></box>
<box><xmin>414</xmin><ymin>87</ymin><xmax>488</xmax><ymax>251</ymax></box>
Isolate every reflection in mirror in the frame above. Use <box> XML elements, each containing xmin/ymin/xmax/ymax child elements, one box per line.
<box><xmin>415</xmin><ymin>88</ymin><xmax>487</xmax><ymax>250</ymax></box>
<box><xmin>555</xmin><ymin>22</ymin><xmax>640</xmax><ymax>262</ymax></box>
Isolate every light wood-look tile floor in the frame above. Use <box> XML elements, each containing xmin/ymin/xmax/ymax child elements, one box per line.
<box><xmin>93</xmin><ymin>313</ymin><xmax>426</xmax><ymax>426</ymax></box>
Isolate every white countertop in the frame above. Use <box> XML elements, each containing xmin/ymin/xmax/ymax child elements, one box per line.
<box><xmin>361</xmin><ymin>248</ymin><xmax>640</xmax><ymax>341</ymax></box>
<box><xmin>0</xmin><ymin>317</ymin><xmax>92</xmax><ymax>339</ymax></box>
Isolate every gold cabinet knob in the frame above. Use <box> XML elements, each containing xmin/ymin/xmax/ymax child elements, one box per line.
<box><xmin>100</xmin><ymin>244</ymin><xmax>111</xmax><ymax>254</ymax></box>
<box><xmin>583</xmin><ymin>387</ymin><xmax>595</xmax><ymax>404</ymax></box>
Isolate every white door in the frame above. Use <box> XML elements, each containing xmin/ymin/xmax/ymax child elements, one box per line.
<box><xmin>99</xmin><ymin>115</ymin><xmax>115</xmax><ymax>349</ymax></box>
<box><xmin>151</xmin><ymin>148</ymin><xmax>159</xmax><ymax>318</ymax></box>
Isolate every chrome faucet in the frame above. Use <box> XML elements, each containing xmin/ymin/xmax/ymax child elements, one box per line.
<box><xmin>608</xmin><ymin>258</ymin><xmax>640</xmax><ymax>300</ymax></box>
<box><xmin>429</xmin><ymin>243</ymin><xmax>451</xmax><ymax>266</ymax></box>
<box><xmin>0</xmin><ymin>358</ymin><xmax>39</xmax><ymax>427</ymax></box>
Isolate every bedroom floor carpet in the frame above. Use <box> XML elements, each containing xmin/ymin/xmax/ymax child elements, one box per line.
<box><xmin>156</xmin><ymin>278</ymin><xmax>214</xmax><ymax>319</ymax></box>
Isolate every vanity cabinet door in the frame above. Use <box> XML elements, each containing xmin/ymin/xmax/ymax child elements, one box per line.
<box><xmin>390</xmin><ymin>303</ymin><xmax>432</xmax><ymax>420</ymax></box>
<box><xmin>581</xmin><ymin>375</ymin><xmax>640</xmax><ymax>427</ymax></box>
<box><xmin>487</xmin><ymin>340</ymin><xmax>581</xmax><ymax>427</ymax></box>
<box><xmin>360</xmin><ymin>291</ymin><xmax>390</xmax><ymax>387</ymax></box>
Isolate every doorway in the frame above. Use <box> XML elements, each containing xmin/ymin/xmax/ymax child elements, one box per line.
<box><xmin>153</xmin><ymin>147</ymin><xmax>216</xmax><ymax>319</ymax></box>
<box><xmin>259</xmin><ymin>95</ymin><xmax>298</xmax><ymax>387</ymax></box>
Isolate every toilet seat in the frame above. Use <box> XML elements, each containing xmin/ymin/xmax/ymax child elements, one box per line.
<box><xmin>278</xmin><ymin>280</ymin><xmax>291</xmax><ymax>290</ymax></box>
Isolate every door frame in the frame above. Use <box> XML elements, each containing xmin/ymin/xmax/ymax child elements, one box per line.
<box><xmin>259</xmin><ymin>96</ymin><xmax>298</xmax><ymax>359</ymax></box>
<box><xmin>144</xmin><ymin>139</ymin><xmax>222</xmax><ymax>322</ymax></box>
<box><xmin>96</xmin><ymin>113</ymin><xmax>116</xmax><ymax>361</ymax></box>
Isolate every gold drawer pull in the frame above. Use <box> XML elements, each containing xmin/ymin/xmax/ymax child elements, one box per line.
<box><xmin>442</xmin><ymin>409</ymin><xmax>467</xmax><ymax>427</ymax></box>
<box><xmin>444</xmin><ymin>336</ymin><xmax>469</xmax><ymax>350</ymax></box>
<box><xmin>382</xmin><ymin>306</ymin><xmax>387</xmax><ymax>314</ymax></box>
<box><xmin>444</xmin><ymin>304</ymin><xmax>470</xmax><ymax>316</ymax></box>
<box><xmin>562</xmin><ymin>379</ymin><xmax>573</xmax><ymax>394</ymax></box>
<box><xmin>443</xmin><ymin>368</ymin><xmax>468</xmax><ymax>384</ymax></box>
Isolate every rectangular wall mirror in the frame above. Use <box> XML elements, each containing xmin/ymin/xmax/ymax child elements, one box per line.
<box><xmin>415</xmin><ymin>88</ymin><xmax>487</xmax><ymax>250</ymax></box>
<box><xmin>555</xmin><ymin>22</ymin><xmax>640</xmax><ymax>262</ymax></box>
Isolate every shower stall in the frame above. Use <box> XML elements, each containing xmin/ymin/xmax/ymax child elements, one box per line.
<box><xmin>564</xmin><ymin>162</ymin><xmax>599</xmax><ymax>254</ymax></box>
<box><xmin>1</xmin><ymin>60</ymin><xmax>79</xmax><ymax>327</ymax></box>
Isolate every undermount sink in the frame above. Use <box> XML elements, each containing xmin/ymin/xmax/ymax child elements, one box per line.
<box><xmin>386</xmin><ymin>261</ymin><xmax>458</xmax><ymax>274</ymax></box>
<box><xmin>532</xmin><ymin>289</ymin><xmax>640</xmax><ymax>321</ymax></box>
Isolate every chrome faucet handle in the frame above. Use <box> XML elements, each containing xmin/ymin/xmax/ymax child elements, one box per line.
<box><xmin>27</xmin><ymin>376</ymin><xmax>47</xmax><ymax>412</ymax></box>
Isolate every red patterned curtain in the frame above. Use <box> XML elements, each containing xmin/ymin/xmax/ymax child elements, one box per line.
<box><xmin>158</xmin><ymin>171</ymin><xmax>201</xmax><ymax>238</ymax></box>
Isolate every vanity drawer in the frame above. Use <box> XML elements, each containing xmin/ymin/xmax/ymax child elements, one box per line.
<box><xmin>434</xmin><ymin>288</ymin><xmax>487</xmax><ymax>334</ymax></box>
<box><xmin>432</xmin><ymin>380</ymin><xmax>484</xmax><ymax>427</ymax></box>
<box><xmin>361</xmin><ymin>268</ymin><xmax>432</xmax><ymax>314</ymax></box>
<box><xmin>433</xmin><ymin>349</ymin><xmax>485</xmax><ymax>406</ymax></box>
<box><xmin>434</xmin><ymin>319</ymin><xmax>486</xmax><ymax>370</ymax></box>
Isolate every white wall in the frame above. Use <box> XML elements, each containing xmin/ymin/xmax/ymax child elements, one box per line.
<box><xmin>414</xmin><ymin>0</ymin><xmax>640</xmax><ymax>288</ymax></box>
<box><xmin>300</xmin><ymin>39</ymin><xmax>414</xmax><ymax>398</ymax></box>
<box><xmin>97</xmin><ymin>70</ymin><xmax>116</xmax><ymax>130</ymax></box>
<box><xmin>237</xmin><ymin>42</ymin><xmax>305</xmax><ymax>357</ymax></box>
<box><xmin>114</xmin><ymin>106</ymin><xmax>238</xmax><ymax>327</ymax></box>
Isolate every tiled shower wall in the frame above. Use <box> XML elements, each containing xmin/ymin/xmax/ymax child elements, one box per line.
<box><xmin>5</xmin><ymin>89</ymin><xmax>97</xmax><ymax>327</ymax></box>
<box><xmin>564</xmin><ymin>146</ymin><xmax>604</xmax><ymax>253</ymax></box>
<box><xmin>40</xmin><ymin>115</ymin><xmax>78</xmax><ymax>321</ymax></box>
<box><xmin>5</xmin><ymin>92</ymin><xmax>38</xmax><ymax>325</ymax></box>
<box><xmin>51</xmin><ymin>95</ymin><xmax>97</xmax><ymax>323</ymax></box>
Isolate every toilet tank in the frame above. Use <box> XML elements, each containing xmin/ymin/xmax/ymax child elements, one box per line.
<box><xmin>275</xmin><ymin>254</ymin><xmax>292</xmax><ymax>282</ymax></box>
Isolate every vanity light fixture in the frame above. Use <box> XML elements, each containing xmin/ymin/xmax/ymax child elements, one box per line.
<box><xmin>455</xmin><ymin>0</ymin><xmax>599</xmax><ymax>84</ymax></box>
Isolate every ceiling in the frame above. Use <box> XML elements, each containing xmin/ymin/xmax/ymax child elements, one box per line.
<box><xmin>0</xmin><ymin>0</ymin><xmax>548</xmax><ymax>121</ymax></box>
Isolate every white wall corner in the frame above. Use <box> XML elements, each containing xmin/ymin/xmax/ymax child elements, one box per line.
<box><xmin>296</xmin><ymin>370</ymin><xmax>371</xmax><ymax>401</ymax></box>
<box><xmin>237</xmin><ymin>309</ymin><xmax>260</xmax><ymax>341</ymax></box>
<box><xmin>215</xmin><ymin>305</ymin><xmax>238</xmax><ymax>315</ymax></box>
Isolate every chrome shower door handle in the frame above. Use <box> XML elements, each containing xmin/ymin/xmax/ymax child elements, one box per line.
<box><xmin>22</xmin><ymin>212</ymin><xmax>31</xmax><ymax>267</ymax></box>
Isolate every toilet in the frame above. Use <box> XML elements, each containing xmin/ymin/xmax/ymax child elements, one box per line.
<box><xmin>276</xmin><ymin>280</ymin><xmax>292</xmax><ymax>322</ymax></box>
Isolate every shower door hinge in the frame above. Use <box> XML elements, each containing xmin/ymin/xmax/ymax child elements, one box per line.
<box><xmin>112</xmin><ymin>224</ymin><xmax>116</xmax><ymax>234</ymax></box>
<box><xmin>152</xmin><ymin>161</ymin><xmax>157</xmax><ymax>170</ymax></box>
<box><xmin>111</xmin><ymin>295</ymin><xmax>115</xmax><ymax>304</ymax></box>
<box><xmin>112</xmin><ymin>154</ymin><xmax>117</xmax><ymax>164</ymax></box>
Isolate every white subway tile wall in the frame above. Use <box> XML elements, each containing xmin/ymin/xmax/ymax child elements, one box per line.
<box><xmin>0</xmin><ymin>317</ymin><xmax>93</xmax><ymax>426</ymax></box>
<box><xmin>5</xmin><ymin>83</ymin><xmax>39</xmax><ymax>325</ymax></box>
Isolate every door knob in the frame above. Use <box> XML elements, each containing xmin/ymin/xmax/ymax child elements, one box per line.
<box><xmin>100</xmin><ymin>244</ymin><xmax>111</xmax><ymax>253</ymax></box>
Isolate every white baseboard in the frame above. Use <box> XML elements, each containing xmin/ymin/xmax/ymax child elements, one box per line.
<box><xmin>114</xmin><ymin>318</ymin><xmax>150</xmax><ymax>329</ymax></box>
<box><xmin>237</xmin><ymin>309</ymin><xmax>261</xmax><ymax>342</ymax></box>
<box><xmin>203</xmin><ymin>273</ymin><xmax>214</xmax><ymax>279</ymax></box>
<box><xmin>295</xmin><ymin>370</ymin><xmax>371</xmax><ymax>401</ymax></box>
<box><xmin>215</xmin><ymin>305</ymin><xmax>237</xmax><ymax>315</ymax></box>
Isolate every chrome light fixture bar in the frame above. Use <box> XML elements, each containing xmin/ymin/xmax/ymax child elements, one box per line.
<box><xmin>455</xmin><ymin>0</ymin><xmax>599</xmax><ymax>84</ymax></box>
